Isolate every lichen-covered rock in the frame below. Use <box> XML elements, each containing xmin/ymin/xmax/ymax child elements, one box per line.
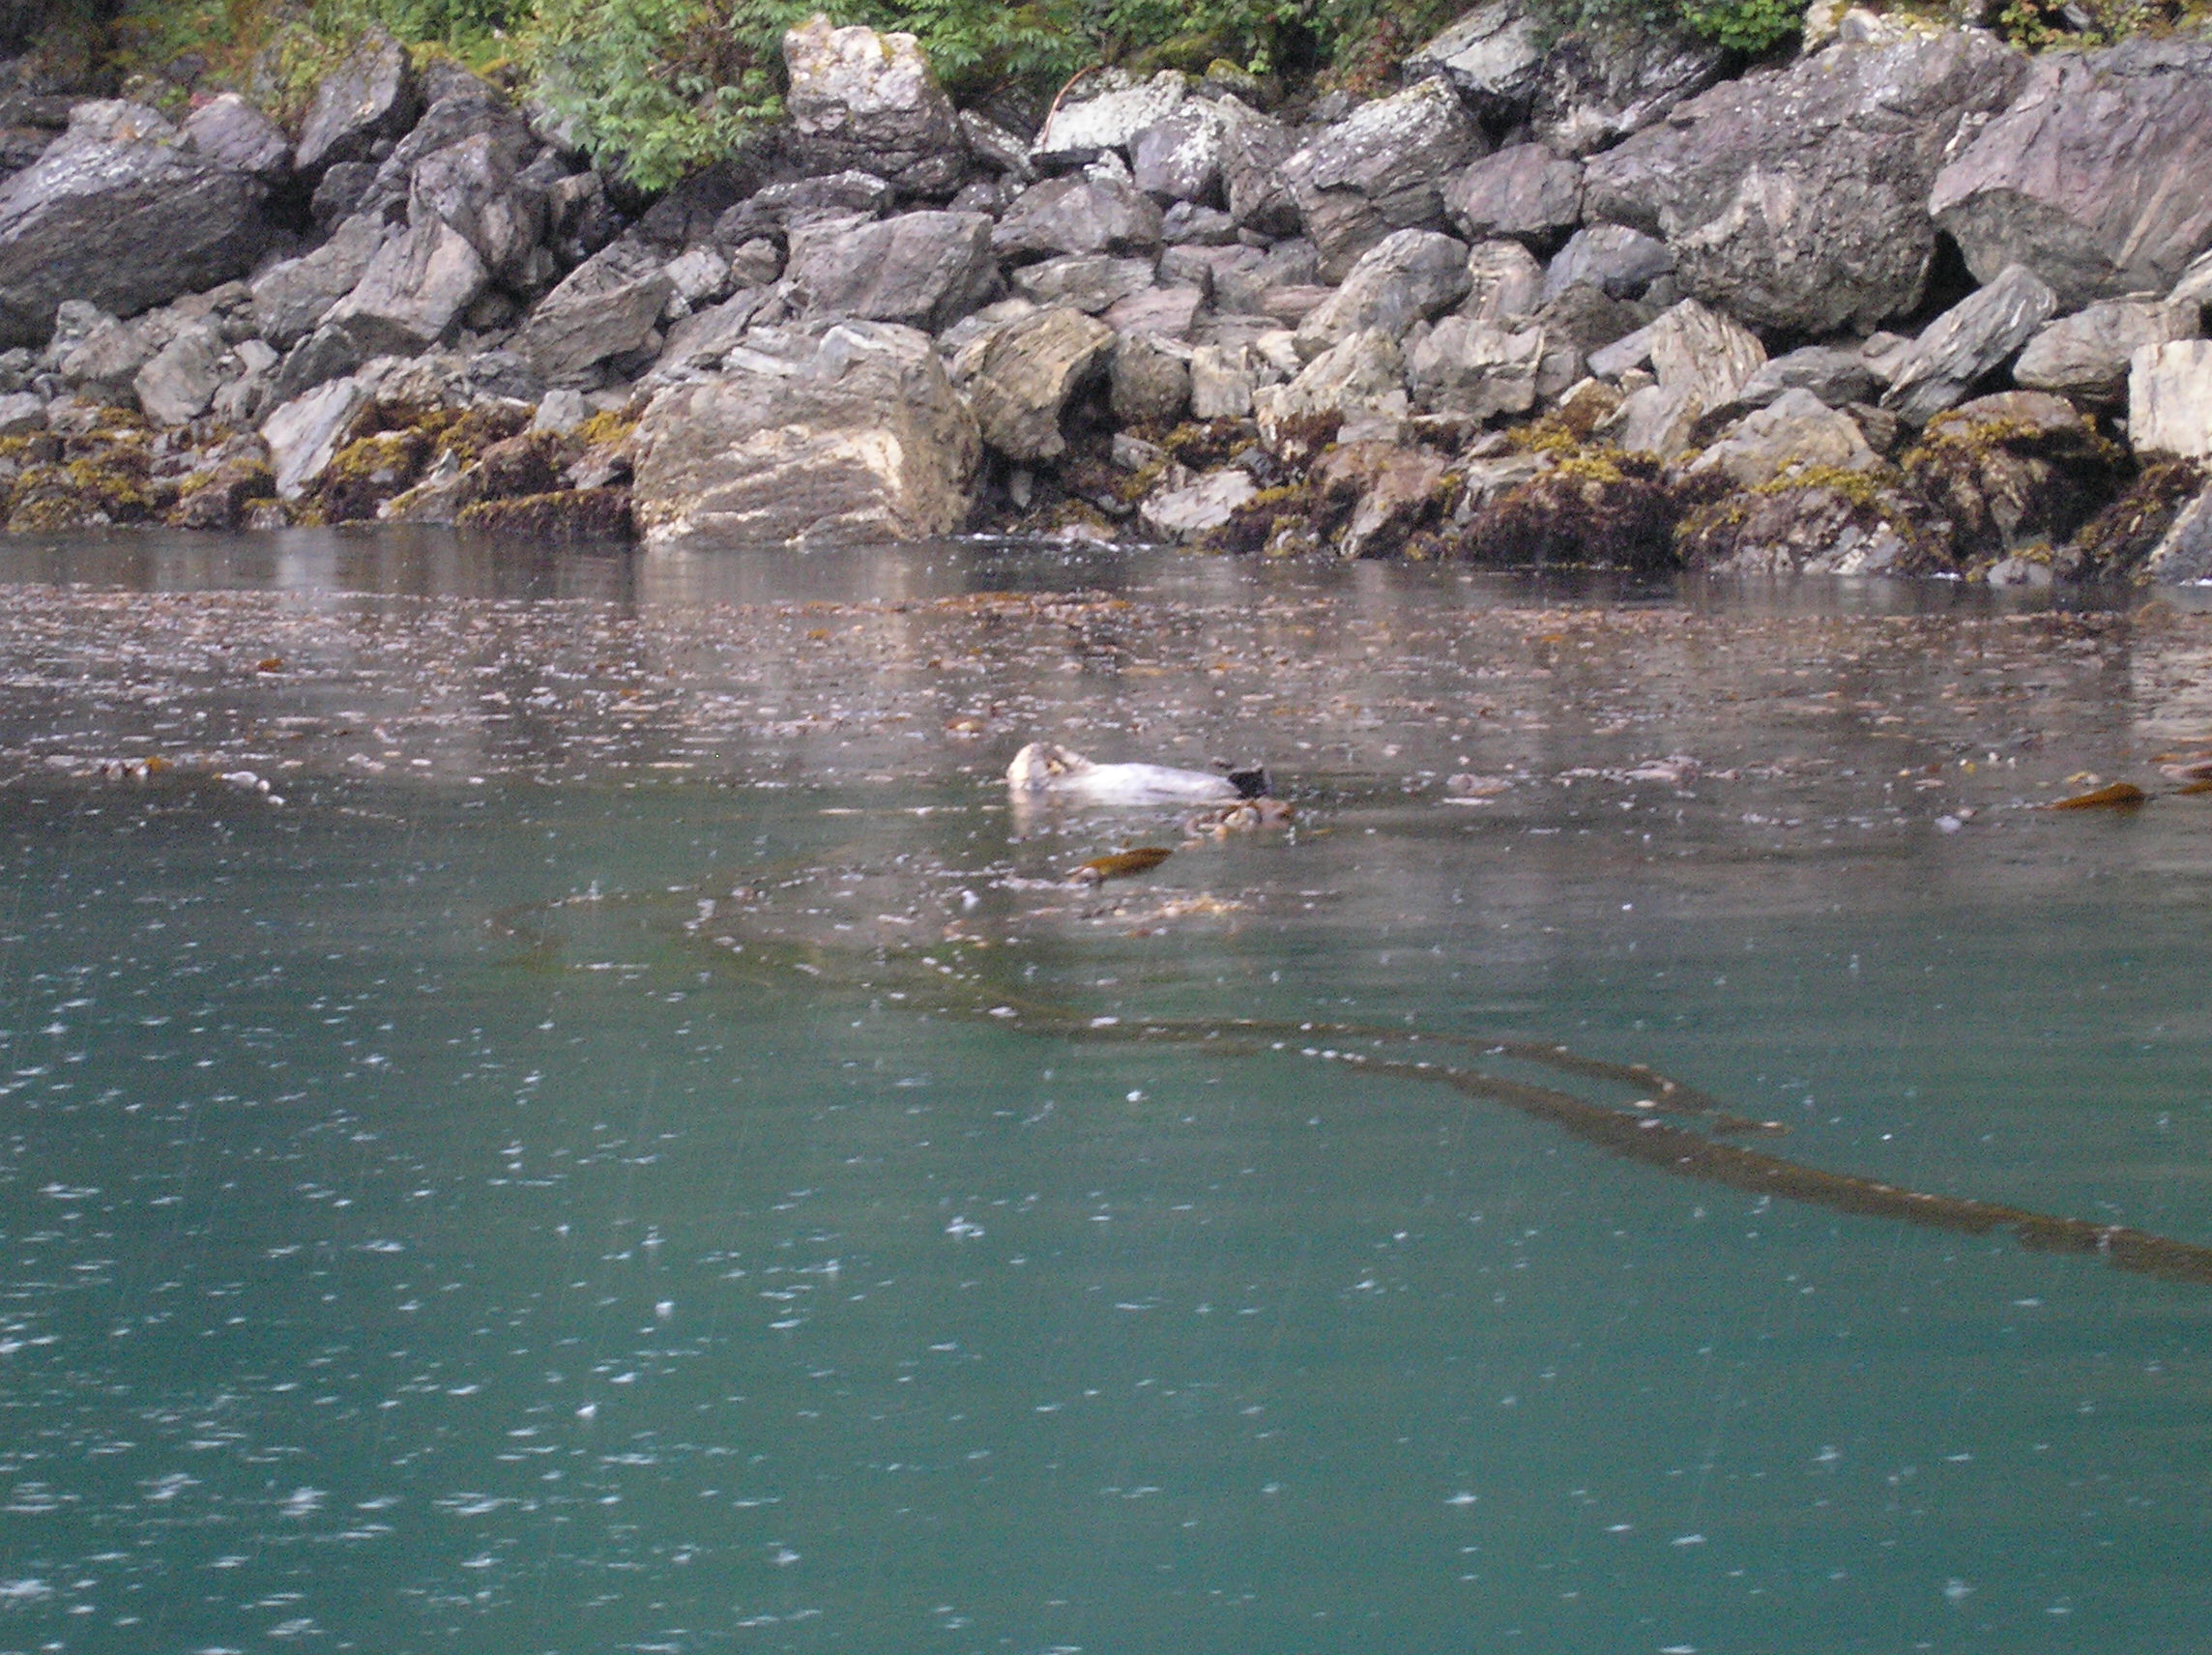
<box><xmin>1583</xmin><ymin>32</ymin><xmax>2028</xmax><ymax>334</ymax></box>
<box><xmin>781</xmin><ymin>15</ymin><xmax>968</xmax><ymax>197</ymax></box>
<box><xmin>1035</xmin><ymin>72</ymin><xmax>1187</xmax><ymax>167</ymax></box>
<box><xmin>1901</xmin><ymin>390</ymin><xmax>2121</xmax><ymax>561</ymax></box>
<box><xmin>1282</xmin><ymin>79</ymin><xmax>1485</xmax><ymax>282</ymax></box>
<box><xmin>966</xmin><ymin>307</ymin><xmax>1117</xmax><ymax>462</ymax></box>
<box><xmin>1930</xmin><ymin>39</ymin><xmax>2212</xmax><ymax>308</ymax></box>
<box><xmin>1130</xmin><ymin>98</ymin><xmax>1266</xmax><ymax>205</ymax></box>
<box><xmin>1677</xmin><ymin>478</ymin><xmax>1925</xmax><ymax>576</ymax></box>
<box><xmin>2014</xmin><ymin>298</ymin><xmax>2198</xmax><ymax>407</ymax></box>
<box><xmin>1443</xmin><ymin>145</ymin><xmax>1583</xmax><ymax>252</ymax></box>
<box><xmin>994</xmin><ymin>171</ymin><xmax>1165</xmax><ymax>262</ymax></box>
<box><xmin>716</xmin><ymin>171</ymin><xmax>891</xmax><ymax>245</ymax></box>
<box><xmin>1218</xmin><ymin>111</ymin><xmax>1299</xmax><ymax>237</ymax></box>
<box><xmin>1881</xmin><ymin>264</ymin><xmax>2056</xmax><ymax>426</ymax></box>
<box><xmin>408</xmin><ymin>130</ymin><xmax>546</xmax><ymax>286</ymax></box>
<box><xmin>1408</xmin><ymin>1</ymin><xmax>1544</xmax><ymax>124</ymax></box>
<box><xmin>1460</xmin><ymin>448</ymin><xmax>1684</xmax><ymax>569</ymax></box>
<box><xmin>631</xmin><ymin>320</ymin><xmax>979</xmax><ymax>547</ymax></box>
<box><xmin>1295</xmin><ymin>229</ymin><xmax>1471</xmax><ymax>359</ymax></box>
<box><xmin>786</xmin><ymin>210</ymin><xmax>996</xmax><ymax>332</ymax></box>
<box><xmin>1688</xmin><ymin>388</ymin><xmax>1878</xmax><ymax>490</ymax></box>
<box><xmin>459</xmin><ymin>486</ymin><xmax>633</xmax><ymax>541</ymax></box>
<box><xmin>0</xmin><ymin>102</ymin><xmax>273</xmax><ymax>347</ymax></box>
<box><xmin>295</xmin><ymin>29</ymin><xmax>419</xmax><ymax>175</ymax></box>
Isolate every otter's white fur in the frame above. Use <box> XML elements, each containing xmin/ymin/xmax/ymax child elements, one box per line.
<box><xmin>1006</xmin><ymin>742</ymin><xmax>1252</xmax><ymax>806</ymax></box>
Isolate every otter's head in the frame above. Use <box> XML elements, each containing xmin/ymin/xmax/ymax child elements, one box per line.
<box><xmin>1005</xmin><ymin>742</ymin><xmax>1093</xmax><ymax>792</ymax></box>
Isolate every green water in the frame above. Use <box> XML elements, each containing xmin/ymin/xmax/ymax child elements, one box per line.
<box><xmin>1</xmin><ymin>534</ymin><xmax>2209</xmax><ymax>1653</ymax></box>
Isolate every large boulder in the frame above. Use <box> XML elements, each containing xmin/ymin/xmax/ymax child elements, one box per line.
<box><xmin>2014</xmin><ymin>298</ymin><xmax>2198</xmax><ymax>407</ymax></box>
<box><xmin>1583</xmin><ymin>32</ymin><xmax>2028</xmax><ymax>334</ymax></box>
<box><xmin>1880</xmin><ymin>263</ymin><xmax>2056</xmax><ymax>425</ymax></box>
<box><xmin>0</xmin><ymin>103</ymin><xmax>272</xmax><ymax>347</ymax></box>
<box><xmin>1281</xmin><ymin>79</ymin><xmax>1485</xmax><ymax>282</ymax></box>
<box><xmin>1131</xmin><ymin>98</ymin><xmax>1268</xmax><ymax>205</ymax></box>
<box><xmin>1408</xmin><ymin>2</ymin><xmax>1545</xmax><ymax>124</ymax></box>
<box><xmin>1645</xmin><ymin>296</ymin><xmax>1764</xmax><ymax>411</ymax></box>
<box><xmin>1010</xmin><ymin>254</ymin><xmax>1154</xmax><ymax>315</ymax></box>
<box><xmin>321</xmin><ymin>216</ymin><xmax>489</xmax><ymax>358</ymax></box>
<box><xmin>632</xmin><ymin>321</ymin><xmax>979</xmax><ymax>547</ymax></box>
<box><xmin>1544</xmin><ymin>222</ymin><xmax>1673</xmax><ymax>302</ymax></box>
<box><xmin>1529</xmin><ymin>25</ymin><xmax>1731</xmax><ymax>158</ymax></box>
<box><xmin>408</xmin><ymin>130</ymin><xmax>546</xmax><ymax>285</ymax></box>
<box><xmin>993</xmin><ymin>171</ymin><xmax>1164</xmax><ymax>261</ymax></box>
<box><xmin>785</xmin><ymin>210</ymin><xmax>996</xmax><ymax>332</ymax></box>
<box><xmin>1902</xmin><ymin>389</ymin><xmax>2121</xmax><ymax>561</ymax></box>
<box><xmin>1443</xmin><ymin>145</ymin><xmax>1583</xmax><ymax>251</ymax></box>
<box><xmin>183</xmin><ymin>93</ymin><xmax>291</xmax><ymax>182</ymax></box>
<box><xmin>1688</xmin><ymin>388</ymin><xmax>1878</xmax><ymax>490</ymax></box>
<box><xmin>1295</xmin><ymin>229</ymin><xmax>1471</xmax><ymax>359</ymax></box>
<box><xmin>781</xmin><ymin>15</ymin><xmax>968</xmax><ymax>197</ymax></box>
<box><xmin>1408</xmin><ymin>317</ymin><xmax>1545</xmax><ymax>419</ymax></box>
<box><xmin>716</xmin><ymin>170</ymin><xmax>892</xmax><ymax>244</ymax></box>
<box><xmin>513</xmin><ymin>241</ymin><xmax>675</xmax><ymax>385</ymax></box>
<box><xmin>1033</xmin><ymin>72</ymin><xmax>1186</xmax><ymax>167</ymax></box>
<box><xmin>1929</xmin><ymin>39</ymin><xmax>2212</xmax><ymax>309</ymax></box>
<box><xmin>295</xmin><ymin>29</ymin><xmax>419</xmax><ymax>175</ymax></box>
<box><xmin>965</xmin><ymin>307</ymin><xmax>1116</xmax><ymax>462</ymax></box>
<box><xmin>250</xmin><ymin>215</ymin><xmax>394</xmax><ymax>349</ymax></box>
<box><xmin>1218</xmin><ymin>112</ymin><xmax>1299</xmax><ymax>236</ymax></box>
<box><xmin>2129</xmin><ymin>339</ymin><xmax>2212</xmax><ymax>459</ymax></box>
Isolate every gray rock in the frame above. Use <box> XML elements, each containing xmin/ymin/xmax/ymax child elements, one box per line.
<box><xmin>1010</xmin><ymin>254</ymin><xmax>1155</xmax><ymax>315</ymax></box>
<box><xmin>295</xmin><ymin>30</ymin><xmax>418</xmax><ymax>175</ymax></box>
<box><xmin>1735</xmin><ymin>346</ymin><xmax>1880</xmax><ymax>410</ymax></box>
<box><xmin>322</xmin><ymin>216</ymin><xmax>489</xmax><ymax>358</ymax></box>
<box><xmin>2144</xmin><ymin>483</ymin><xmax>2212</xmax><ymax>583</ymax></box>
<box><xmin>1930</xmin><ymin>39</ymin><xmax>2212</xmax><ymax>309</ymax></box>
<box><xmin>251</xmin><ymin>215</ymin><xmax>393</xmax><ymax>350</ymax></box>
<box><xmin>1443</xmin><ymin>145</ymin><xmax>1583</xmax><ymax>251</ymax></box>
<box><xmin>958</xmin><ymin>110</ymin><xmax>1034</xmax><ymax>184</ymax></box>
<box><xmin>967</xmin><ymin>306</ymin><xmax>1117</xmax><ymax>461</ymax></box>
<box><xmin>262</xmin><ymin>376</ymin><xmax>372</xmax><ymax>498</ymax></box>
<box><xmin>1161</xmin><ymin>201</ymin><xmax>1237</xmax><ymax>245</ymax></box>
<box><xmin>651</xmin><ymin>287</ymin><xmax>771</xmax><ymax>381</ymax></box>
<box><xmin>786</xmin><ymin>210</ymin><xmax>996</xmax><ymax>333</ymax></box>
<box><xmin>1253</xmin><ymin>328</ymin><xmax>1408</xmax><ymax>441</ymax></box>
<box><xmin>1682</xmin><ymin>479</ymin><xmax>1914</xmax><ymax>576</ymax></box>
<box><xmin>2013</xmin><ymin>297</ymin><xmax>2197</xmax><ymax>406</ymax></box>
<box><xmin>409</xmin><ymin>131</ymin><xmax>546</xmax><ymax>285</ymax></box>
<box><xmin>311</xmin><ymin>160</ymin><xmax>378</xmax><ymax>230</ymax></box>
<box><xmin>1612</xmin><ymin>381</ymin><xmax>1703</xmax><ymax>457</ymax></box>
<box><xmin>1282</xmin><ymin>79</ymin><xmax>1486</xmax><ymax>282</ymax></box>
<box><xmin>1690</xmin><ymin>388</ymin><xmax>1879</xmax><ymax>489</ymax></box>
<box><xmin>1130</xmin><ymin>97</ymin><xmax>1268</xmax><ymax>206</ymax></box>
<box><xmin>1295</xmin><ymin>228</ymin><xmax>1471</xmax><ymax>359</ymax></box>
<box><xmin>1583</xmin><ymin>32</ymin><xmax>2029</xmax><ymax>334</ymax></box>
<box><xmin>184</xmin><ymin>93</ymin><xmax>290</xmax><ymax>181</ymax></box>
<box><xmin>1645</xmin><ymin>297</ymin><xmax>1765</xmax><ymax>409</ymax></box>
<box><xmin>1464</xmin><ymin>239</ymin><xmax>1545</xmax><ymax>322</ymax></box>
<box><xmin>1103</xmin><ymin>284</ymin><xmax>1205</xmax><ymax>341</ymax></box>
<box><xmin>994</xmin><ymin>172</ymin><xmax>1164</xmax><ymax>262</ymax></box>
<box><xmin>1139</xmin><ymin>467</ymin><xmax>1257</xmax><ymax>542</ymax></box>
<box><xmin>715</xmin><ymin>171</ymin><xmax>892</xmax><ymax>246</ymax></box>
<box><xmin>1190</xmin><ymin>343</ymin><xmax>1261</xmax><ymax>418</ymax></box>
<box><xmin>132</xmin><ymin>322</ymin><xmax>230</xmax><ymax>424</ymax></box>
<box><xmin>57</xmin><ymin>308</ymin><xmax>157</xmax><ymax>391</ymax></box>
<box><xmin>1036</xmin><ymin>72</ymin><xmax>1187</xmax><ymax>166</ymax></box>
<box><xmin>1408</xmin><ymin>1</ymin><xmax>1544</xmax><ymax>123</ymax></box>
<box><xmin>0</xmin><ymin>105</ymin><xmax>272</xmax><ymax>347</ymax></box>
<box><xmin>0</xmin><ymin>388</ymin><xmax>44</xmax><ymax>435</ymax></box>
<box><xmin>514</xmin><ymin>242</ymin><xmax>675</xmax><ymax>385</ymax></box>
<box><xmin>1882</xmin><ymin>263</ymin><xmax>2057</xmax><ymax>425</ymax></box>
<box><xmin>1543</xmin><ymin>223</ymin><xmax>1673</xmax><ymax>303</ymax></box>
<box><xmin>1218</xmin><ymin>112</ymin><xmax>1299</xmax><ymax>236</ymax></box>
<box><xmin>265</xmin><ymin>324</ymin><xmax>365</xmax><ymax>408</ymax></box>
<box><xmin>1529</xmin><ymin>26</ymin><xmax>1730</xmax><ymax>159</ymax></box>
<box><xmin>1408</xmin><ymin>317</ymin><xmax>1545</xmax><ymax>419</ymax></box>
<box><xmin>782</xmin><ymin>15</ymin><xmax>968</xmax><ymax>197</ymax></box>
<box><xmin>2128</xmin><ymin>338</ymin><xmax>2212</xmax><ymax>459</ymax></box>
<box><xmin>632</xmin><ymin>320</ymin><xmax>980</xmax><ymax>546</ymax></box>
<box><xmin>1110</xmin><ymin>334</ymin><xmax>1191</xmax><ymax>425</ymax></box>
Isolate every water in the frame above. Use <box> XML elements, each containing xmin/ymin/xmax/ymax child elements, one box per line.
<box><xmin>2</xmin><ymin>530</ymin><xmax>2210</xmax><ymax>1654</ymax></box>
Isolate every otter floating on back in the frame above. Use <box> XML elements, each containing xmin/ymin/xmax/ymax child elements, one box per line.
<box><xmin>1006</xmin><ymin>742</ymin><xmax>1269</xmax><ymax>807</ymax></box>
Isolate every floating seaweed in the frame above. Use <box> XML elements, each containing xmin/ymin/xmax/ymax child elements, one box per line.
<box><xmin>2048</xmin><ymin>780</ymin><xmax>2148</xmax><ymax>809</ymax></box>
<box><xmin>1070</xmin><ymin>846</ymin><xmax>1177</xmax><ymax>884</ymax></box>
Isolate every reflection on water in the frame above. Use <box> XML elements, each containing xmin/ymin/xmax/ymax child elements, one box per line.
<box><xmin>2</xmin><ymin>530</ymin><xmax>2211</xmax><ymax>1655</ymax></box>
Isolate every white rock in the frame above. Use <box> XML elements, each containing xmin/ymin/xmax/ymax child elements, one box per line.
<box><xmin>261</xmin><ymin>377</ymin><xmax>372</xmax><ymax>499</ymax></box>
<box><xmin>1138</xmin><ymin>467</ymin><xmax>1258</xmax><ymax>542</ymax></box>
<box><xmin>2129</xmin><ymin>338</ymin><xmax>2212</xmax><ymax>458</ymax></box>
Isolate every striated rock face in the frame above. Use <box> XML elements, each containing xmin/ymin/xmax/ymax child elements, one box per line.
<box><xmin>1930</xmin><ymin>39</ymin><xmax>2212</xmax><ymax>309</ymax></box>
<box><xmin>513</xmin><ymin>242</ymin><xmax>673</xmax><ymax>385</ymax></box>
<box><xmin>782</xmin><ymin>16</ymin><xmax>968</xmax><ymax>197</ymax></box>
<box><xmin>965</xmin><ymin>307</ymin><xmax>1117</xmax><ymax>462</ymax></box>
<box><xmin>0</xmin><ymin>104</ymin><xmax>271</xmax><ymax>347</ymax></box>
<box><xmin>786</xmin><ymin>211</ymin><xmax>996</xmax><ymax>332</ymax></box>
<box><xmin>1882</xmin><ymin>264</ymin><xmax>2056</xmax><ymax>426</ymax></box>
<box><xmin>1528</xmin><ymin>25</ymin><xmax>1730</xmax><ymax>159</ymax></box>
<box><xmin>1282</xmin><ymin>79</ymin><xmax>1485</xmax><ymax>282</ymax></box>
<box><xmin>2014</xmin><ymin>299</ymin><xmax>2198</xmax><ymax>406</ymax></box>
<box><xmin>632</xmin><ymin>321</ymin><xmax>979</xmax><ymax>547</ymax></box>
<box><xmin>1295</xmin><ymin>229</ymin><xmax>1470</xmax><ymax>359</ymax></box>
<box><xmin>1584</xmin><ymin>32</ymin><xmax>2027</xmax><ymax>334</ymax></box>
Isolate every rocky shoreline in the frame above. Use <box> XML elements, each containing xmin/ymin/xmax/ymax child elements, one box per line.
<box><xmin>4</xmin><ymin>4</ymin><xmax>2212</xmax><ymax>582</ymax></box>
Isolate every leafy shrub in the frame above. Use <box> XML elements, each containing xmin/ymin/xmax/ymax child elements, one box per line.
<box><xmin>1674</xmin><ymin>0</ymin><xmax>1803</xmax><ymax>50</ymax></box>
